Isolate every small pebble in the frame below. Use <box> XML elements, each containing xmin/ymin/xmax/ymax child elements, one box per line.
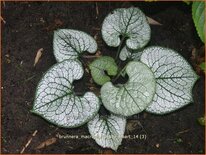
<box><xmin>155</xmin><ymin>143</ymin><xmax>160</xmax><ymax>148</ymax></box>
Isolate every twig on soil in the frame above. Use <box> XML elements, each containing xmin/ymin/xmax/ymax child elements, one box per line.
<box><xmin>1</xmin><ymin>16</ymin><xmax>6</xmax><ymax>24</ymax></box>
<box><xmin>24</xmin><ymin>75</ymin><xmax>36</xmax><ymax>82</ymax></box>
<box><xmin>20</xmin><ymin>130</ymin><xmax>38</xmax><ymax>154</ymax></box>
<box><xmin>176</xmin><ymin>129</ymin><xmax>190</xmax><ymax>136</ymax></box>
<box><xmin>95</xmin><ymin>2</ymin><xmax>99</xmax><ymax>19</ymax></box>
<box><xmin>15</xmin><ymin>65</ymin><xmax>24</xmax><ymax>72</ymax></box>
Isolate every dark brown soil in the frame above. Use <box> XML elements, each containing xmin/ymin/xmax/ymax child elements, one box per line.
<box><xmin>1</xmin><ymin>1</ymin><xmax>205</xmax><ymax>154</ymax></box>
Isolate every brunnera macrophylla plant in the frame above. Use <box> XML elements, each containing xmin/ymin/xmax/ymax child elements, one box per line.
<box><xmin>32</xmin><ymin>7</ymin><xmax>198</xmax><ymax>151</ymax></box>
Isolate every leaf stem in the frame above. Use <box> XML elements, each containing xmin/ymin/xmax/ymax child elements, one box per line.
<box><xmin>82</xmin><ymin>55</ymin><xmax>100</xmax><ymax>58</ymax></box>
<box><xmin>112</xmin><ymin>64</ymin><xmax>127</xmax><ymax>83</ymax></box>
<box><xmin>115</xmin><ymin>36</ymin><xmax>126</xmax><ymax>61</ymax></box>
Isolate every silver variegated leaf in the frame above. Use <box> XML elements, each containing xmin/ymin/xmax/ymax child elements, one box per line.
<box><xmin>140</xmin><ymin>46</ymin><xmax>198</xmax><ymax>114</ymax></box>
<box><xmin>101</xmin><ymin>61</ymin><xmax>156</xmax><ymax>116</ymax></box>
<box><xmin>88</xmin><ymin>114</ymin><xmax>126</xmax><ymax>151</ymax></box>
<box><xmin>32</xmin><ymin>60</ymin><xmax>100</xmax><ymax>128</ymax></box>
<box><xmin>53</xmin><ymin>29</ymin><xmax>97</xmax><ymax>62</ymax></box>
<box><xmin>119</xmin><ymin>46</ymin><xmax>143</xmax><ymax>61</ymax></box>
<box><xmin>102</xmin><ymin>7</ymin><xmax>151</xmax><ymax>50</ymax></box>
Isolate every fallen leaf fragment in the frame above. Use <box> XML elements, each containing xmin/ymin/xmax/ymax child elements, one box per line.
<box><xmin>35</xmin><ymin>137</ymin><xmax>57</xmax><ymax>149</ymax></box>
<box><xmin>95</xmin><ymin>50</ymin><xmax>101</xmax><ymax>57</ymax></box>
<box><xmin>5</xmin><ymin>54</ymin><xmax>11</xmax><ymax>63</ymax></box>
<box><xmin>147</xmin><ymin>16</ymin><xmax>162</xmax><ymax>25</ymax></box>
<box><xmin>6</xmin><ymin>59</ymin><xmax>11</xmax><ymax>64</ymax></box>
<box><xmin>34</xmin><ymin>48</ymin><xmax>43</xmax><ymax>67</ymax></box>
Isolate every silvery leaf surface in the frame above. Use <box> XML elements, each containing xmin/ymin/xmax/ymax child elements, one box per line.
<box><xmin>88</xmin><ymin>114</ymin><xmax>126</xmax><ymax>151</ymax></box>
<box><xmin>100</xmin><ymin>61</ymin><xmax>156</xmax><ymax>116</ymax></box>
<box><xmin>140</xmin><ymin>46</ymin><xmax>198</xmax><ymax>114</ymax></box>
<box><xmin>32</xmin><ymin>60</ymin><xmax>100</xmax><ymax>128</ymax></box>
<box><xmin>53</xmin><ymin>29</ymin><xmax>97</xmax><ymax>62</ymax></box>
<box><xmin>102</xmin><ymin>7</ymin><xmax>151</xmax><ymax>50</ymax></box>
<box><xmin>119</xmin><ymin>46</ymin><xmax>143</xmax><ymax>61</ymax></box>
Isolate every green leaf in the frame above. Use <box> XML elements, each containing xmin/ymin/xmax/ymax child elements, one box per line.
<box><xmin>88</xmin><ymin>114</ymin><xmax>126</xmax><ymax>151</ymax></box>
<box><xmin>89</xmin><ymin>56</ymin><xmax>118</xmax><ymax>85</ymax></box>
<box><xmin>197</xmin><ymin>116</ymin><xmax>205</xmax><ymax>126</ymax></box>
<box><xmin>140</xmin><ymin>46</ymin><xmax>198</xmax><ymax>114</ymax></box>
<box><xmin>119</xmin><ymin>46</ymin><xmax>143</xmax><ymax>61</ymax></box>
<box><xmin>200</xmin><ymin>62</ymin><xmax>205</xmax><ymax>72</ymax></box>
<box><xmin>192</xmin><ymin>1</ymin><xmax>205</xmax><ymax>43</ymax></box>
<box><xmin>102</xmin><ymin>7</ymin><xmax>151</xmax><ymax>50</ymax></box>
<box><xmin>32</xmin><ymin>60</ymin><xmax>100</xmax><ymax>128</ymax></box>
<box><xmin>101</xmin><ymin>61</ymin><xmax>156</xmax><ymax>116</ymax></box>
<box><xmin>53</xmin><ymin>29</ymin><xmax>97</xmax><ymax>62</ymax></box>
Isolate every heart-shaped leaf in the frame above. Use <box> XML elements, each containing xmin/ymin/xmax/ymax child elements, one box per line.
<box><xmin>119</xmin><ymin>46</ymin><xmax>143</xmax><ymax>61</ymax></box>
<box><xmin>102</xmin><ymin>7</ymin><xmax>151</xmax><ymax>50</ymax></box>
<box><xmin>32</xmin><ymin>60</ymin><xmax>100</xmax><ymax>128</ymax></box>
<box><xmin>192</xmin><ymin>1</ymin><xmax>205</xmax><ymax>43</ymax></box>
<box><xmin>100</xmin><ymin>61</ymin><xmax>156</xmax><ymax>116</ymax></box>
<box><xmin>53</xmin><ymin>29</ymin><xmax>97</xmax><ymax>62</ymax></box>
<box><xmin>88</xmin><ymin>114</ymin><xmax>126</xmax><ymax>151</ymax></box>
<box><xmin>140</xmin><ymin>46</ymin><xmax>198</xmax><ymax>114</ymax></box>
<box><xmin>89</xmin><ymin>56</ymin><xmax>118</xmax><ymax>85</ymax></box>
